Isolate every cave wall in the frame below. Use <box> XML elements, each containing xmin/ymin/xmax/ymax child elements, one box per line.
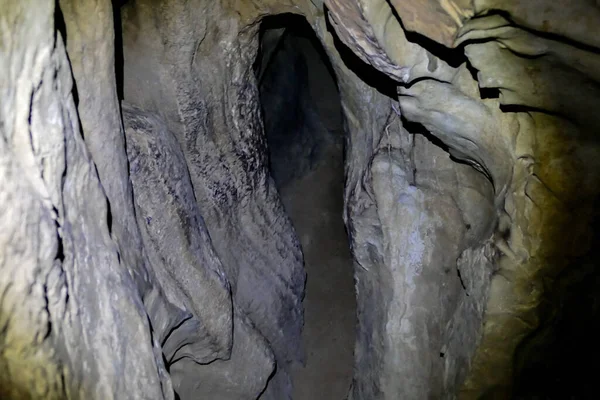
<box><xmin>324</xmin><ymin>0</ymin><xmax>600</xmax><ymax>397</ymax></box>
<box><xmin>118</xmin><ymin>1</ymin><xmax>316</xmax><ymax>398</ymax></box>
<box><xmin>315</xmin><ymin>20</ymin><xmax>498</xmax><ymax>397</ymax></box>
<box><xmin>1</xmin><ymin>0</ymin><xmax>599</xmax><ymax>399</ymax></box>
<box><xmin>0</xmin><ymin>0</ymin><xmax>171</xmax><ymax>397</ymax></box>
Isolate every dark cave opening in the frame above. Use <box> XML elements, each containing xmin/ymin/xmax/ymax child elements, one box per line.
<box><xmin>256</xmin><ymin>14</ymin><xmax>356</xmax><ymax>399</ymax></box>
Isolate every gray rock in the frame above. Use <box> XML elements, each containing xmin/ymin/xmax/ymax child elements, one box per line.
<box><xmin>122</xmin><ymin>104</ymin><xmax>274</xmax><ymax>398</ymax></box>
<box><xmin>2</xmin><ymin>0</ymin><xmax>600</xmax><ymax>399</ymax></box>
<box><xmin>121</xmin><ymin>1</ymin><xmax>306</xmax><ymax>397</ymax></box>
<box><xmin>0</xmin><ymin>0</ymin><xmax>167</xmax><ymax>397</ymax></box>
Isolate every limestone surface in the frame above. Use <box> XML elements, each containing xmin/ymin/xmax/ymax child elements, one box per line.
<box><xmin>1</xmin><ymin>0</ymin><xmax>599</xmax><ymax>399</ymax></box>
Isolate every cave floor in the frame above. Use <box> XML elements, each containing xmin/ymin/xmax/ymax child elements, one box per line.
<box><xmin>281</xmin><ymin>141</ymin><xmax>356</xmax><ymax>400</ymax></box>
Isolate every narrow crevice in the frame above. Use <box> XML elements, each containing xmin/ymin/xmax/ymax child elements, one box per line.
<box><xmin>499</xmin><ymin>103</ymin><xmax>574</xmax><ymax>123</ymax></box>
<box><xmin>479</xmin><ymin>87</ymin><xmax>501</xmax><ymax>99</ymax></box>
<box><xmin>384</xmin><ymin>0</ymin><xmax>467</xmax><ymax>68</ymax></box>
<box><xmin>257</xmin><ymin>14</ymin><xmax>355</xmax><ymax>399</ymax></box>
<box><xmin>401</xmin><ymin>75</ymin><xmax>453</xmax><ymax>89</ymax></box>
<box><xmin>464</xmin><ymin>61</ymin><xmax>501</xmax><ymax>99</ymax></box>
<box><xmin>257</xmin><ymin>363</ymin><xmax>278</xmax><ymax>399</ymax></box>
<box><xmin>324</xmin><ymin>7</ymin><xmax>398</xmax><ymax>100</ymax></box>
<box><xmin>54</xmin><ymin>0</ymin><xmax>67</xmax><ymax>47</ymax></box>
<box><xmin>106</xmin><ymin>192</ymin><xmax>114</xmax><ymax>235</ymax></box>
<box><xmin>54</xmin><ymin>1</ymin><xmax>82</xmax><ymax>111</ymax></box>
<box><xmin>41</xmin><ymin>282</ymin><xmax>52</xmax><ymax>341</ymax></box>
<box><xmin>54</xmin><ymin>210</ymin><xmax>65</xmax><ymax>263</ymax></box>
<box><xmin>112</xmin><ymin>0</ymin><xmax>125</xmax><ymax>101</ymax></box>
<box><xmin>401</xmin><ymin>116</ymin><xmax>495</xmax><ymax>187</ymax></box>
<box><xmin>478</xmin><ymin>9</ymin><xmax>600</xmax><ymax>55</ymax></box>
<box><xmin>456</xmin><ymin>267</ymin><xmax>469</xmax><ymax>296</ymax></box>
<box><xmin>401</xmin><ymin>116</ymin><xmax>448</xmax><ymax>152</ymax></box>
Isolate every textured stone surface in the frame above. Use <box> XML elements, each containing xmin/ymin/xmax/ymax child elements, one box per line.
<box><xmin>320</xmin><ymin>35</ymin><xmax>499</xmax><ymax>396</ymax></box>
<box><xmin>120</xmin><ymin>1</ymin><xmax>310</xmax><ymax>398</ymax></box>
<box><xmin>123</xmin><ymin>104</ymin><xmax>274</xmax><ymax>398</ymax></box>
<box><xmin>58</xmin><ymin>0</ymin><xmax>143</xmax><ymax>282</ymax></box>
<box><xmin>326</xmin><ymin>1</ymin><xmax>600</xmax><ymax>399</ymax></box>
<box><xmin>388</xmin><ymin>0</ymin><xmax>474</xmax><ymax>47</ymax></box>
<box><xmin>2</xmin><ymin>0</ymin><xmax>600</xmax><ymax>399</ymax></box>
<box><xmin>473</xmin><ymin>0</ymin><xmax>600</xmax><ymax>49</ymax></box>
<box><xmin>324</xmin><ymin>0</ymin><xmax>457</xmax><ymax>83</ymax></box>
<box><xmin>0</xmin><ymin>0</ymin><xmax>169</xmax><ymax>397</ymax></box>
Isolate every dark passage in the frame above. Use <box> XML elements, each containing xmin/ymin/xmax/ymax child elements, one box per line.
<box><xmin>256</xmin><ymin>15</ymin><xmax>356</xmax><ymax>400</ymax></box>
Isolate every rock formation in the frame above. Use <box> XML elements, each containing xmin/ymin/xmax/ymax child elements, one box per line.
<box><xmin>1</xmin><ymin>0</ymin><xmax>599</xmax><ymax>399</ymax></box>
